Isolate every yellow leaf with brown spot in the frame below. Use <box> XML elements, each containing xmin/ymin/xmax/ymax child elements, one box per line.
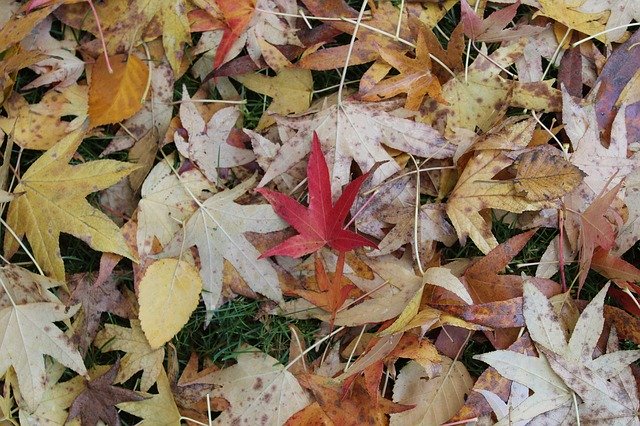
<box><xmin>138</xmin><ymin>258</ymin><xmax>202</xmax><ymax>349</ymax></box>
<box><xmin>514</xmin><ymin>149</ymin><xmax>585</xmax><ymax>201</ymax></box>
<box><xmin>4</xmin><ymin>129</ymin><xmax>138</xmax><ymax>282</ymax></box>
<box><xmin>88</xmin><ymin>54</ymin><xmax>149</xmax><ymax>128</ymax></box>
<box><xmin>446</xmin><ymin>121</ymin><xmax>557</xmax><ymax>254</ymax></box>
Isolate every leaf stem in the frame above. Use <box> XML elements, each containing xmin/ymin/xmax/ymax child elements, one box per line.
<box><xmin>86</xmin><ymin>0</ymin><xmax>112</xmax><ymax>73</ymax></box>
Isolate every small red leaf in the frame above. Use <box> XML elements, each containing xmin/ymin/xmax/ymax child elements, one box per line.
<box><xmin>257</xmin><ymin>133</ymin><xmax>377</xmax><ymax>258</ymax></box>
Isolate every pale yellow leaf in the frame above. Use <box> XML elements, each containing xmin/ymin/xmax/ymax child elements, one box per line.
<box><xmin>234</xmin><ymin>67</ymin><xmax>313</xmax><ymax>131</ymax></box>
<box><xmin>391</xmin><ymin>357</ymin><xmax>473</xmax><ymax>425</ymax></box>
<box><xmin>117</xmin><ymin>367</ymin><xmax>181</xmax><ymax>426</ymax></box>
<box><xmin>138</xmin><ymin>258</ymin><xmax>203</xmax><ymax>349</ymax></box>
<box><xmin>94</xmin><ymin>320</ymin><xmax>164</xmax><ymax>392</ymax></box>
<box><xmin>203</xmin><ymin>346</ymin><xmax>312</xmax><ymax>425</ymax></box>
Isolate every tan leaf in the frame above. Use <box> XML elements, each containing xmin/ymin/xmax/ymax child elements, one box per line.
<box><xmin>161</xmin><ymin>175</ymin><xmax>288</xmax><ymax>317</ymax></box>
<box><xmin>0</xmin><ymin>265</ymin><xmax>85</xmax><ymax>411</ymax></box>
<box><xmin>391</xmin><ymin>357</ymin><xmax>473</xmax><ymax>425</ymax></box>
<box><xmin>174</xmin><ymin>88</ymin><xmax>255</xmax><ymax>184</ymax></box>
<box><xmin>201</xmin><ymin>346</ymin><xmax>312</xmax><ymax>425</ymax></box>
<box><xmin>513</xmin><ymin>149</ymin><xmax>584</xmax><ymax>201</ymax></box>
<box><xmin>88</xmin><ymin>53</ymin><xmax>149</xmax><ymax>128</ymax></box>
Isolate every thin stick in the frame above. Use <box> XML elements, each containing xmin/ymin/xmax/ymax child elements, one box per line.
<box><xmin>572</xmin><ymin>22</ymin><xmax>640</xmax><ymax>47</ymax></box>
<box><xmin>344</xmin><ymin>325</ymin><xmax>367</xmax><ymax>372</ymax></box>
<box><xmin>409</xmin><ymin>154</ymin><xmax>425</xmax><ymax>275</ymax></box>
<box><xmin>395</xmin><ymin>0</ymin><xmax>405</xmax><ymax>40</ymax></box>
<box><xmin>86</xmin><ymin>0</ymin><xmax>112</xmax><ymax>73</ymax></box>
<box><xmin>285</xmin><ymin>326</ymin><xmax>346</xmax><ymax>371</ymax></box>
<box><xmin>0</xmin><ymin>215</ymin><xmax>45</xmax><ymax>276</ymax></box>
<box><xmin>171</xmin><ymin>99</ymin><xmax>246</xmax><ymax>105</ymax></box>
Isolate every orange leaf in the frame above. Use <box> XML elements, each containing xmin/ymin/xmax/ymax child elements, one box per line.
<box><xmin>214</xmin><ymin>0</ymin><xmax>256</xmax><ymax>69</ymax></box>
<box><xmin>88</xmin><ymin>54</ymin><xmax>148</xmax><ymax>128</ymax></box>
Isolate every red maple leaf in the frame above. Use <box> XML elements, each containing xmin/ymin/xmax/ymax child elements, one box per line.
<box><xmin>257</xmin><ymin>133</ymin><xmax>377</xmax><ymax>258</ymax></box>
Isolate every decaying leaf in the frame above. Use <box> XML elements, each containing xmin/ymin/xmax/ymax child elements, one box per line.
<box><xmin>260</xmin><ymin>100</ymin><xmax>454</xmax><ymax>193</ymax></box>
<box><xmin>391</xmin><ymin>357</ymin><xmax>473</xmax><ymax>425</ymax></box>
<box><xmin>161</xmin><ymin>175</ymin><xmax>287</xmax><ymax>316</ymax></box>
<box><xmin>202</xmin><ymin>346</ymin><xmax>312</xmax><ymax>425</ymax></box>
<box><xmin>476</xmin><ymin>282</ymin><xmax>640</xmax><ymax>424</ymax></box>
<box><xmin>67</xmin><ymin>361</ymin><xmax>144</xmax><ymax>426</ymax></box>
<box><xmin>174</xmin><ymin>88</ymin><xmax>255</xmax><ymax>184</ymax></box>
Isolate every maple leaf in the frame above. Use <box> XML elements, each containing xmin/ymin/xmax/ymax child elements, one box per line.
<box><xmin>94</xmin><ymin>320</ymin><xmax>164</xmax><ymax>393</ymax></box>
<box><xmin>4</xmin><ymin>129</ymin><xmax>138</xmax><ymax>282</ymax></box>
<box><xmin>298</xmin><ymin>0</ymin><xmax>413</xmax><ymax>70</ymax></box>
<box><xmin>161</xmin><ymin>174</ymin><xmax>288</xmax><ymax>316</ymax></box>
<box><xmin>476</xmin><ymin>282</ymin><xmax>640</xmax><ymax>424</ymax></box>
<box><xmin>569</xmin><ymin>182</ymin><xmax>622</xmax><ymax>291</ymax></box>
<box><xmin>202</xmin><ymin>345</ymin><xmax>312</xmax><ymax>425</ymax></box>
<box><xmin>257</xmin><ymin>133</ymin><xmax>377</xmax><ymax>258</ymax></box>
<box><xmin>537</xmin><ymin>0</ymin><xmax>608</xmax><ymax>42</ymax></box>
<box><xmin>260</xmin><ymin>99</ymin><xmax>454</xmax><ymax>193</ymax></box>
<box><xmin>445</xmin><ymin>121</ymin><xmax>563</xmax><ymax>254</ymax></box>
<box><xmin>460</xmin><ymin>0</ymin><xmax>544</xmax><ymax>43</ymax></box>
<box><xmin>174</xmin><ymin>88</ymin><xmax>255</xmax><ymax>184</ymax></box>
<box><xmin>233</xmin><ymin>42</ymin><xmax>313</xmax><ymax>131</ymax></box>
<box><xmin>564</xmin><ymin>88</ymin><xmax>638</xmax><ymax>200</ymax></box>
<box><xmin>136</xmin><ymin>155</ymin><xmax>215</xmax><ymax>259</ymax></box>
<box><xmin>578</xmin><ymin>0</ymin><xmax>639</xmax><ymax>42</ymax></box>
<box><xmin>117</xmin><ymin>367</ymin><xmax>181</xmax><ymax>425</ymax></box>
<box><xmin>296</xmin><ymin>373</ymin><xmax>412</xmax><ymax>425</ymax></box>
<box><xmin>0</xmin><ymin>265</ymin><xmax>86</xmax><ymax>412</ymax></box>
<box><xmin>0</xmin><ymin>84</ymin><xmax>87</xmax><ymax>150</ymax></box>
<box><xmin>391</xmin><ymin>357</ymin><xmax>473</xmax><ymax>425</ymax></box>
<box><xmin>144</xmin><ymin>0</ymin><xmax>191</xmax><ymax>73</ymax></box>
<box><xmin>359</xmin><ymin>27</ymin><xmax>444</xmax><ymax>110</ymax></box>
<box><xmin>421</xmin><ymin>41</ymin><xmax>561</xmax><ymax>133</ymax></box>
<box><xmin>11</xmin><ymin>362</ymin><xmax>85</xmax><ymax>425</ymax></box>
<box><xmin>370</xmin><ymin>203</ymin><xmax>456</xmax><ymax>264</ymax></box>
<box><xmin>62</xmin><ymin>268</ymin><xmax>130</xmax><ymax>354</ymax></box>
<box><xmin>293</xmin><ymin>253</ymin><xmax>355</xmax><ymax>328</ymax></box>
<box><xmin>67</xmin><ymin>360</ymin><xmax>144</xmax><ymax>426</ymax></box>
<box><xmin>214</xmin><ymin>0</ymin><xmax>300</xmax><ymax>68</ymax></box>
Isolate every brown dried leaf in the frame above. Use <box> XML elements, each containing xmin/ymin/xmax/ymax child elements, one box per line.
<box><xmin>513</xmin><ymin>148</ymin><xmax>584</xmax><ymax>201</ymax></box>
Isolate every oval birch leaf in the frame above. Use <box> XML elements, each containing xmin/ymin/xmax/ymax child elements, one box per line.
<box><xmin>139</xmin><ymin>258</ymin><xmax>202</xmax><ymax>349</ymax></box>
<box><xmin>89</xmin><ymin>54</ymin><xmax>149</xmax><ymax>128</ymax></box>
<box><xmin>391</xmin><ymin>357</ymin><xmax>473</xmax><ymax>425</ymax></box>
<box><xmin>514</xmin><ymin>149</ymin><xmax>585</xmax><ymax>201</ymax></box>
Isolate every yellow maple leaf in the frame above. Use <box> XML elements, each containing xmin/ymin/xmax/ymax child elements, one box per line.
<box><xmin>5</xmin><ymin>129</ymin><xmax>138</xmax><ymax>282</ymax></box>
<box><xmin>233</xmin><ymin>42</ymin><xmax>312</xmax><ymax>131</ymax></box>
<box><xmin>446</xmin><ymin>120</ymin><xmax>565</xmax><ymax>254</ymax></box>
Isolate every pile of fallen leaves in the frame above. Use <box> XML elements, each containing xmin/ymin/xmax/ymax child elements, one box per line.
<box><xmin>1</xmin><ymin>0</ymin><xmax>640</xmax><ymax>424</ymax></box>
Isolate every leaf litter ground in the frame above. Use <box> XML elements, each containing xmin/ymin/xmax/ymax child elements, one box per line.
<box><xmin>2</xmin><ymin>1</ymin><xmax>640</xmax><ymax>425</ymax></box>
